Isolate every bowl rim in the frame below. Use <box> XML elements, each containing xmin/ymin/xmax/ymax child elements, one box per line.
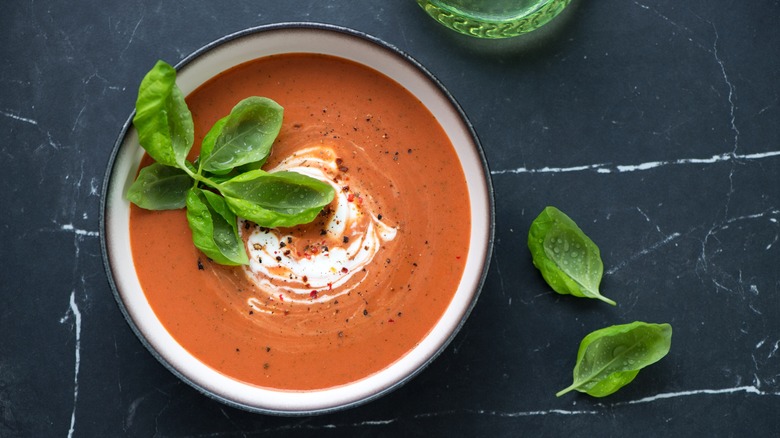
<box><xmin>99</xmin><ymin>21</ymin><xmax>495</xmax><ymax>415</ymax></box>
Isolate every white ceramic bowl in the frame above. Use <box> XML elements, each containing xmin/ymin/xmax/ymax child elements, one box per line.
<box><xmin>101</xmin><ymin>23</ymin><xmax>494</xmax><ymax>415</ymax></box>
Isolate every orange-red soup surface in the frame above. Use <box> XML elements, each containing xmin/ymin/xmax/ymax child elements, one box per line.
<box><xmin>130</xmin><ymin>54</ymin><xmax>470</xmax><ymax>390</ymax></box>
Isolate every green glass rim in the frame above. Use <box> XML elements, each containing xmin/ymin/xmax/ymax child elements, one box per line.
<box><xmin>417</xmin><ymin>0</ymin><xmax>573</xmax><ymax>39</ymax></box>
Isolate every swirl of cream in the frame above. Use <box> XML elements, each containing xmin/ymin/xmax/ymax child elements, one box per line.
<box><xmin>240</xmin><ymin>145</ymin><xmax>397</xmax><ymax>309</ymax></box>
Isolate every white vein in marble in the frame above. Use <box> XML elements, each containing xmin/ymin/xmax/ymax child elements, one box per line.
<box><xmin>491</xmin><ymin>150</ymin><xmax>780</xmax><ymax>175</ymax></box>
<box><xmin>59</xmin><ymin>290</ymin><xmax>82</xmax><ymax>438</ymax></box>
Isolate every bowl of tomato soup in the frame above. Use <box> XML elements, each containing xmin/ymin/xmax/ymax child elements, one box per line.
<box><xmin>101</xmin><ymin>23</ymin><xmax>494</xmax><ymax>414</ymax></box>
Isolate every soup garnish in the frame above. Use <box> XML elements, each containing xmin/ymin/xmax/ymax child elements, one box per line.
<box><xmin>127</xmin><ymin>60</ymin><xmax>335</xmax><ymax>265</ymax></box>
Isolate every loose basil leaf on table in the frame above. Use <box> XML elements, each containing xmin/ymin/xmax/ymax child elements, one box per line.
<box><xmin>185</xmin><ymin>188</ymin><xmax>249</xmax><ymax>266</ymax></box>
<box><xmin>132</xmin><ymin>60</ymin><xmax>194</xmax><ymax>169</ymax></box>
<box><xmin>199</xmin><ymin>97</ymin><xmax>283</xmax><ymax>173</ymax></box>
<box><xmin>126</xmin><ymin>163</ymin><xmax>193</xmax><ymax>210</ymax></box>
<box><xmin>557</xmin><ymin>321</ymin><xmax>673</xmax><ymax>397</ymax></box>
<box><xmin>219</xmin><ymin>169</ymin><xmax>335</xmax><ymax>225</ymax></box>
<box><xmin>528</xmin><ymin>206</ymin><xmax>616</xmax><ymax>306</ymax></box>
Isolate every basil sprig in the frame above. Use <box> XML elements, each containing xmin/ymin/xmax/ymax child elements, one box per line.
<box><xmin>527</xmin><ymin>206</ymin><xmax>616</xmax><ymax>305</ymax></box>
<box><xmin>126</xmin><ymin>60</ymin><xmax>335</xmax><ymax>265</ymax></box>
<box><xmin>556</xmin><ymin>322</ymin><xmax>673</xmax><ymax>397</ymax></box>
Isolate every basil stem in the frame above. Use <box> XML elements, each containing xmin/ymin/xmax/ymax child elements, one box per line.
<box><xmin>528</xmin><ymin>206</ymin><xmax>616</xmax><ymax>305</ymax></box>
<box><xmin>556</xmin><ymin>322</ymin><xmax>672</xmax><ymax>397</ymax></box>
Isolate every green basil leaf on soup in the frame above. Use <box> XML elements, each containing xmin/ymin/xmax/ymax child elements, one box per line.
<box><xmin>132</xmin><ymin>60</ymin><xmax>194</xmax><ymax>169</ymax></box>
<box><xmin>528</xmin><ymin>206</ymin><xmax>616</xmax><ymax>306</ymax></box>
<box><xmin>185</xmin><ymin>188</ymin><xmax>248</xmax><ymax>266</ymax></box>
<box><xmin>199</xmin><ymin>97</ymin><xmax>283</xmax><ymax>173</ymax></box>
<box><xmin>220</xmin><ymin>169</ymin><xmax>335</xmax><ymax>215</ymax></box>
<box><xmin>557</xmin><ymin>322</ymin><xmax>673</xmax><ymax>397</ymax></box>
<box><xmin>126</xmin><ymin>163</ymin><xmax>192</xmax><ymax>210</ymax></box>
<box><xmin>224</xmin><ymin>196</ymin><xmax>324</xmax><ymax>228</ymax></box>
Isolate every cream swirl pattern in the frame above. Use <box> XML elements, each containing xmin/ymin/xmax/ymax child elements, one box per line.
<box><xmin>240</xmin><ymin>145</ymin><xmax>397</xmax><ymax>308</ymax></box>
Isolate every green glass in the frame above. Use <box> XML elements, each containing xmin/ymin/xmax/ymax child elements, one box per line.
<box><xmin>417</xmin><ymin>0</ymin><xmax>572</xmax><ymax>39</ymax></box>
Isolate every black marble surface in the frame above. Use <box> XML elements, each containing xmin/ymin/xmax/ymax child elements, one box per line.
<box><xmin>2</xmin><ymin>0</ymin><xmax>779</xmax><ymax>436</ymax></box>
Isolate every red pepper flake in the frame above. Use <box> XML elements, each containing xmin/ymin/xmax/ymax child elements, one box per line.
<box><xmin>278</xmin><ymin>294</ymin><xmax>284</xmax><ymax>302</ymax></box>
<box><xmin>341</xmin><ymin>267</ymin><xmax>349</xmax><ymax>274</ymax></box>
<box><xmin>328</xmin><ymin>282</ymin><xmax>333</xmax><ymax>290</ymax></box>
<box><xmin>388</xmin><ymin>319</ymin><xmax>395</xmax><ymax>323</ymax></box>
<box><xmin>347</xmin><ymin>193</ymin><xmax>355</xmax><ymax>202</ymax></box>
<box><xmin>456</xmin><ymin>256</ymin><xmax>461</xmax><ymax>260</ymax></box>
<box><xmin>310</xmin><ymin>290</ymin><xmax>318</xmax><ymax>299</ymax></box>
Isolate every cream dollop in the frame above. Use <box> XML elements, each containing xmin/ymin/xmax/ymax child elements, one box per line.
<box><xmin>240</xmin><ymin>145</ymin><xmax>397</xmax><ymax>310</ymax></box>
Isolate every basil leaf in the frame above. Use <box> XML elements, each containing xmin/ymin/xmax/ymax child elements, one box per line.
<box><xmin>220</xmin><ymin>169</ymin><xmax>335</xmax><ymax>215</ymax></box>
<box><xmin>199</xmin><ymin>117</ymin><xmax>229</xmax><ymax>172</ymax></box>
<box><xmin>556</xmin><ymin>322</ymin><xmax>673</xmax><ymax>397</ymax></box>
<box><xmin>126</xmin><ymin>163</ymin><xmax>192</xmax><ymax>210</ymax></box>
<box><xmin>224</xmin><ymin>196</ymin><xmax>324</xmax><ymax>228</ymax></box>
<box><xmin>132</xmin><ymin>60</ymin><xmax>194</xmax><ymax>169</ymax></box>
<box><xmin>199</xmin><ymin>97</ymin><xmax>283</xmax><ymax>173</ymax></box>
<box><xmin>185</xmin><ymin>188</ymin><xmax>249</xmax><ymax>266</ymax></box>
<box><xmin>528</xmin><ymin>206</ymin><xmax>616</xmax><ymax>305</ymax></box>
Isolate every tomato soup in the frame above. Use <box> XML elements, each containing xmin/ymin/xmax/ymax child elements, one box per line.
<box><xmin>129</xmin><ymin>54</ymin><xmax>470</xmax><ymax>390</ymax></box>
